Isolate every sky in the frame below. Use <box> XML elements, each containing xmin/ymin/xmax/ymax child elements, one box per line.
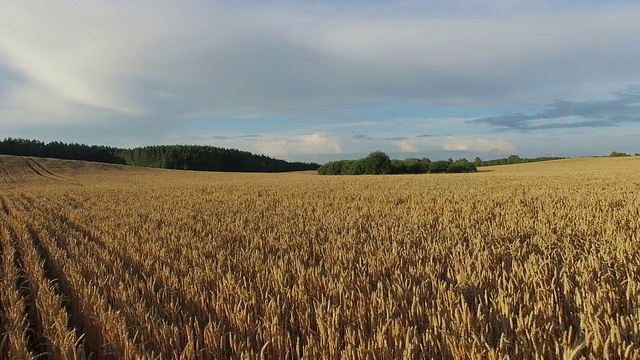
<box><xmin>1</xmin><ymin>0</ymin><xmax>639</xmax><ymax>163</ymax></box>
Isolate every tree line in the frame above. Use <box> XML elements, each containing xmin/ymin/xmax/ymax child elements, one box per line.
<box><xmin>317</xmin><ymin>151</ymin><xmax>477</xmax><ymax>175</ymax></box>
<box><xmin>472</xmin><ymin>154</ymin><xmax>564</xmax><ymax>167</ymax></box>
<box><xmin>0</xmin><ymin>138</ymin><xmax>320</xmax><ymax>172</ymax></box>
<box><xmin>609</xmin><ymin>150</ymin><xmax>640</xmax><ymax>157</ymax></box>
<box><xmin>317</xmin><ymin>152</ymin><xmax>575</xmax><ymax>176</ymax></box>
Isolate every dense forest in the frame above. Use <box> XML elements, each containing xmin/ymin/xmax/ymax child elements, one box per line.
<box><xmin>0</xmin><ymin>138</ymin><xmax>320</xmax><ymax>172</ymax></box>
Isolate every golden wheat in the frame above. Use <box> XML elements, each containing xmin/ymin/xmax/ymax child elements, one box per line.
<box><xmin>0</xmin><ymin>155</ymin><xmax>638</xmax><ymax>359</ymax></box>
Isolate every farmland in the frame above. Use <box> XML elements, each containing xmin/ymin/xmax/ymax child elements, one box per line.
<box><xmin>0</xmin><ymin>154</ymin><xmax>638</xmax><ymax>359</ymax></box>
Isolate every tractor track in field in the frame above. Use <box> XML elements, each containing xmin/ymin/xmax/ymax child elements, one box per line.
<box><xmin>49</xmin><ymin>213</ymin><xmax>195</xmax><ymax>354</ymax></box>
<box><xmin>0</xmin><ymin>238</ymin><xmax>7</xmax><ymax>360</ymax></box>
<box><xmin>19</xmin><ymin>158</ymin><xmax>81</xmax><ymax>186</ymax></box>
<box><xmin>26</xmin><ymin>159</ymin><xmax>60</xmax><ymax>179</ymax></box>
<box><xmin>9</xmin><ymin>195</ymin><xmax>101</xmax><ymax>357</ymax></box>
<box><xmin>0</xmin><ymin>196</ymin><xmax>9</xmax><ymax>216</ymax></box>
<box><xmin>25</xmin><ymin>225</ymin><xmax>102</xmax><ymax>358</ymax></box>
<box><xmin>18</xmin><ymin>194</ymin><xmax>148</xmax><ymax>358</ymax></box>
<box><xmin>57</xmin><ymin>214</ymin><xmax>236</xmax><ymax>356</ymax></box>
<box><xmin>0</xmin><ymin>222</ymin><xmax>48</xmax><ymax>358</ymax></box>
<box><xmin>3</xmin><ymin>195</ymin><xmax>97</xmax><ymax>358</ymax></box>
<box><xmin>22</xmin><ymin>192</ymin><xmax>235</xmax><ymax>357</ymax></box>
<box><xmin>22</xmin><ymin>158</ymin><xmax>57</xmax><ymax>181</ymax></box>
<box><xmin>8</xmin><ymin>229</ymin><xmax>49</xmax><ymax>357</ymax></box>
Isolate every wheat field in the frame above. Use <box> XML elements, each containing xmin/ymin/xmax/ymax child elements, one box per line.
<box><xmin>0</xmin><ymin>154</ymin><xmax>638</xmax><ymax>359</ymax></box>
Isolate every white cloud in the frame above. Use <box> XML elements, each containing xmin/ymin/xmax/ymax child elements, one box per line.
<box><xmin>0</xmin><ymin>2</ymin><xmax>149</xmax><ymax>114</ymax></box>
<box><xmin>397</xmin><ymin>140</ymin><xmax>419</xmax><ymax>153</ymax></box>
<box><xmin>443</xmin><ymin>137</ymin><xmax>517</xmax><ymax>153</ymax></box>
<box><xmin>253</xmin><ymin>133</ymin><xmax>343</xmax><ymax>158</ymax></box>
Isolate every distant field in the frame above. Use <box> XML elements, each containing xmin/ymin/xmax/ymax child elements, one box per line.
<box><xmin>0</xmin><ymin>155</ymin><xmax>638</xmax><ymax>359</ymax></box>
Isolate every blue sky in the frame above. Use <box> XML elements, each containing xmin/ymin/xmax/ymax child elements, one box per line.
<box><xmin>1</xmin><ymin>1</ymin><xmax>639</xmax><ymax>163</ymax></box>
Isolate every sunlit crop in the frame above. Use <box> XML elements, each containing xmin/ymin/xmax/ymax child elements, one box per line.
<box><xmin>1</xmin><ymin>154</ymin><xmax>638</xmax><ymax>359</ymax></box>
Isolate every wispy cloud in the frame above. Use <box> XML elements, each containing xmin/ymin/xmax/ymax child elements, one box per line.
<box><xmin>443</xmin><ymin>137</ymin><xmax>517</xmax><ymax>153</ymax></box>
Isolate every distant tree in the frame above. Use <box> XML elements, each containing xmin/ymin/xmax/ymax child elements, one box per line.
<box><xmin>609</xmin><ymin>150</ymin><xmax>630</xmax><ymax>157</ymax></box>
<box><xmin>474</xmin><ymin>155</ymin><xmax>564</xmax><ymax>167</ymax></box>
<box><xmin>346</xmin><ymin>159</ymin><xmax>367</xmax><ymax>175</ymax></box>
<box><xmin>429</xmin><ymin>160</ymin><xmax>451</xmax><ymax>173</ymax></box>
<box><xmin>390</xmin><ymin>159</ymin><xmax>408</xmax><ymax>174</ymax></box>
<box><xmin>360</xmin><ymin>151</ymin><xmax>392</xmax><ymax>174</ymax></box>
<box><xmin>317</xmin><ymin>159</ymin><xmax>354</xmax><ymax>175</ymax></box>
<box><xmin>402</xmin><ymin>158</ymin><xmax>427</xmax><ymax>174</ymax></box>
<box><xmin>389</xmin><ymin>157</ymin><xmax>431</xmax><ymax>174</ymax></box>
<box><xmin>318</xmin><ymin>153</ymin><xmax>481</xmax><ymax>176</ymax></box>
<box><xmin>507</xmin><ymin>155</ymin><xmax>522</xmax><ymax>164</ymax></box>
<box><xmin>447</xmin><ymin>158</ymin><xmax>477</xmax><ymax>173</ymax></box>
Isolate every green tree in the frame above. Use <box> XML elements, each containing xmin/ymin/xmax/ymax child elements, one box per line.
<box><xmin>507</xmin><ymin>155</ymin><xmax>522</xmax><ymax>164</ymax></box>
<box><xmin>403</xmin><ymin>158</ymin><xmax>428</xmax><ymax>174</ymax></box>
<box><xmin>361</xmin><ymin>151</ymin><xmax>392</xmax><ymax>174</ymax></box>
<box><xmin>609</xmin><ymin>150</ymin><xmax>630</xmax><ymax>157</ymax></box>
<box><xmin>317</xmin><ymin>160</ymin><xmax>354</xmax><ymax>175</ymax></box>
<box><xmin>448</xmin><ymin>158</ymin><xmax>477</xmax><ymax>173</ymax></box>
<box><xmin>429</xmin><ymin>160</ymin><xmax>451</xmax><ymax>173</ymax></box>
<box><xmin>390</xmin><ymin>159</ymin><xmax>408</xmax><ymax>174</ymax></box>
<box><xmin>346</xmin><ymin>159</ymin><xmax>366</xmax><ymax>174</ymax></box>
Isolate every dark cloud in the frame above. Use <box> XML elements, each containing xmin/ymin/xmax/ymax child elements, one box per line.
<box><xmin>351</xmin><ymin>135</ymin><xmax>408</xmax><ymax>141</ymax></box>
<box><xmin>382</xmin><ymin>136</ymin><xmax>407</xmax><ymax>141</ymax></box>
<box><xmin>352</xmin><ymin>134</ymin><xmax>372</xmax><ymax>140</ymax></box>
<box><xmin>238</xmin><ymin>134</ymin><xmax>261</xmax><ymax>138</ymax></box>
<box><xmin>469</xmin><ymin>89</ymin><xmax>640</xmax><ymax>130</ymax></box>
<box><xmin>416</xmin><ymin>134</ymin><xmax>435</xmax><ymax>138</ymax></box>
